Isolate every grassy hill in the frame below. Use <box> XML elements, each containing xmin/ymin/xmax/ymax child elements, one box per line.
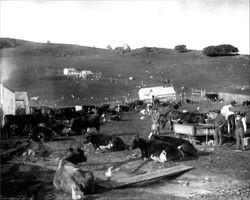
<box><xmin>0</xmin><ymin>38</ymin><xmax>249</xmax><ymax>107</ymax></box>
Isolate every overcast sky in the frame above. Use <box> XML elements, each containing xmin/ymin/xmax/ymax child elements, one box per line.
<box><xmin>0</xmin><ymin>0</ymin><xmax>249</xmax><ymax>54</ymax></box>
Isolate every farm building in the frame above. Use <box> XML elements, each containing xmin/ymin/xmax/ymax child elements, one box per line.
<box><xmin>63</xmin><ymin>68</ymin><xmax>80</xmax><ymax>76</ymax></box>
<box><xmin>80</xmin><ymin>70</ymin><xmax>94</xmax><ymax>79</ymax></box>
<box><xmin>218</xmin><ymin>92</ymin><xmax>250</xmax><ymax>104</ymax></box>
<box><xmin>0</xmin><ymin>84</ymin><xmax>16</xmax><ymax>127</ymax></box>
<box><xmin>138</xmin><ymin>86</ymin><xmax>176</xmax><ymax>102</ymax></box>
<box><xmin>15</xmin><ymin>91</ymin><xmax>30</xmax><ymax>115</ymax></box>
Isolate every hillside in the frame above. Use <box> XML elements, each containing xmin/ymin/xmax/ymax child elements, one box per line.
<box><xmin>0</xmin><ymin>38</ymin><xmax>249</xmax><ymax>106</ymax></box>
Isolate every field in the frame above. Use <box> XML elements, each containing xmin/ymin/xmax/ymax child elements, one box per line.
<box><xmin>1</xmin><ymin>38</ymin><xmax>250</xmax><ymax>107</ymax></box>
<box><xmin>1</xmin><ymin>102</ymin><xmax>250</xmax><ymax>200</ymax></box>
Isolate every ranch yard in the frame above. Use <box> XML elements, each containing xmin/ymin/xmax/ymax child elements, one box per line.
<box><xmin>1</xmin><ymin>101</ymin><xmax>250</xmax><ymax>200</ymax></box>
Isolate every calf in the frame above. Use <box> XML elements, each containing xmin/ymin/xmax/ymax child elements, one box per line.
<box><xmin>65</xmin><ymin>147</ymin><xmax>87</xmax><ymax>165</ymax></box>
<box><xmin>82</xmin><ymin>133</ymin><xmax>128</xmax><ymax>151</ymax></box>
<box><xmin>131</xmin><ymin>136</ymin><xmax>183</xmax><ymax>160</ymax></box>
<box><xmin>150</xmin><ymin>135</ymin><xmax>198</xmax><ymax>157</ymax></box>
<box><xmin>31</xmin><ymin>125</ymin><xmax>56</xmax><ymax>142</ymax></box>
<box><xmin>53</xmin><ymin>159</ymin><xmax>95</xmax><ymax>199</ymax></box>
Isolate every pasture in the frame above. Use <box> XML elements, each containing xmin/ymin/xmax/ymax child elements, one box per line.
<box><xmin>1</xmin><ymin>101</ymin><xmax>250</xmax><ymax>200</ymax></box>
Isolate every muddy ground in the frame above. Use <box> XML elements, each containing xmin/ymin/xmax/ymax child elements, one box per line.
<box><xmin>1</xmin><ymin>102</ymin><xmax>250</xmax><ymax>200</ymax></box>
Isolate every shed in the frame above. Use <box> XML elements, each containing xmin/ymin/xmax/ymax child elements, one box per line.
<box><xmin>15</xmin><ymin>91</ymin><xmax>30</xmax><ymax>115</ymax></box>
<box><xmin>138</xmin><ymin>86</ymin><xmax>176</xmax><ymax>103</ymax></box>
<box><xmin>0</xmin><ymin>84</ymin><xmax>15</xmax><ymax>127</ymax></box>
<box><xmin>63</xmin><ymin>68</ymin><xmax>79</xmax><ymax>76</ymax></box>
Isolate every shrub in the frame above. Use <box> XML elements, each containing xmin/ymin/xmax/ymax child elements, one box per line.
<box><xmin>202</xmin><ymin>44</ymin><xmax>239</xmax><ymax>56</ymax></box>
<box><xmin>174</xmin><ymin>45</ymin><xmax>187</xmax><ymax>53</ymax></box>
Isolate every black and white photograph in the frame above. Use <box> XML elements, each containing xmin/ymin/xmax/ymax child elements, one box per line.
<box><xmin>0</xmin><ymin>0</ymin><xmax>249</xmax><ymax>199</ymax></box>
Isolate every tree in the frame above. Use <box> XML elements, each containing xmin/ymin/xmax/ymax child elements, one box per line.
<box><xmin>203</xmin><ymin>44</ymin><xmax>239</xmax><ymax>57</ymax></box>
<box><xmin>106</xmin><ymin>45</ymin><xmax>112</xmax><ymax>50</ymax></box>
<box><xmin>174</xmin><ymin>45</ymin><xmax>187</xmax><ymax>53</ymax></box>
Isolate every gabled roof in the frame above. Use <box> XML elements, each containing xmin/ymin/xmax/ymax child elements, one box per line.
<box><xmin>139</xmin><ymin>86</ymin><xmax>176</xmax><ymax>97</ymax></box>
<box><xmin>0</xmin><ymin>83</ymin><xmax>15</xmax><ymax>92</ymax></box>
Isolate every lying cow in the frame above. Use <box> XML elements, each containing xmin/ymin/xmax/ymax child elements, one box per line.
<box><xmin>131</xmin><ymin>135</ymin><xmax>183</xmax><ymax>161</ymax></box>
<box><xmin>149</xmin><ymin>134</ymin><xmax>198</xmax><ymax>157</ymax></box>
<box><xmin>65</xmin><ymin>147</ymin><xmax>87</xmax><ymax>165</ymax></box>
<box><xmin>53</xmin><ymin>159</ymin><xmax>95</xmax><ymax>200</ymax></box>
<box><xmin>82</xmin><ymin>133</ymin><xmax>128</xmax><ymax>151</ymax></box>
<box><xmin>30</xmin><ymin>124</ymin><xmax>57</xmax><ymax>142</ymax></box>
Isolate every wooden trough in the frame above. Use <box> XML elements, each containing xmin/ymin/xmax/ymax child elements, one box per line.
<box><xmin>97</xmin><ymin>164</ymin><xmax>194</xmax><ymax>189</ymax></box>
<box><xmin>173</xmin><ymin>123</ymin><xmax>215</xmax><ymax>136</ymax></box>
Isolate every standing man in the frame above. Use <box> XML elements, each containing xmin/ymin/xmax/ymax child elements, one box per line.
<box><xmin>207</xmin><ymin>111</ymin><xmax>226</xmax><ymax>146</ymax></box>
<box><xmin>235</xmin><ymin>112</ymin><xmax>247</xmax><ymax>151</ymax></box>
<box><xmin>151</xmin><ymin>108</ymin><xmax>160</xmax><ymax>135</ymax></box>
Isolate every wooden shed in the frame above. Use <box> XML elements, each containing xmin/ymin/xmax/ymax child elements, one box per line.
<box><xmin>0</xmin><ymin>84</ymin><xmax>15</xmax><ymax>127</ymax></box>
<box><xmin>218</xmin><ymin>92</ymin><xmax>250</xmax><ymax>104</ymax></box>
<box><xmin>15</xmin><ymin>91</ymin><xmax>30</xmax><ymax>115</ymax></box>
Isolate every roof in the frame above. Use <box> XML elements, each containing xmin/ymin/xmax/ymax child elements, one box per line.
<box><xmin>64</xmin><ymin>68</ymin><xmax>78</xmax><ymax>72</ymax></box>
<box><xmin>15</xmin><ymin>91</ymin><xmax>28</xmax><ymax>101</ymax></box>
<box><xmin>0</xmin><ymin>83</ymin><xmax>15</xmax><ymax>93</ymax></box>
<box><xmin>139</xmin><ymin>86</ymin><xmax>176</xmax><ymax>97</ymax></box>
<box><xmin>81</xmin><ymin>70</ymin><xmax>93</xmax><ymax>74</ymax></box>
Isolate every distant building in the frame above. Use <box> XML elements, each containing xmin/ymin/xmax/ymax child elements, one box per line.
<box><xmin>0</xmin><ymin>84</ymin><xmax>16</xmax><ymax>127</ymax></box>
<box><xmin>138</xmin><ymin>86</ymin><xmax>176</xmax><ymax>102</ymax></box>
<box><xmin>80</xmin><ymin>70</ymin><xmax>94</xmax><ymax>79</ymax></box>
<box><xmin>15</xmin><ymin>91</ymin><xmax>30</xmax><ymax>115</ymax></box>
<box><xmin>63</xmin><ymin>68</ymin><xmax>80</xmax><ymax>76</ymax></box>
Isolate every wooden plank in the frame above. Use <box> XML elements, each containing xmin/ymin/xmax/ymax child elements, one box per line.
<box><xmin>1</xmin><ymin>141</ymin><xmax>30</xmax><ymax>158</ymax></box>
<box><xmin>97</xmin><ymin>164</ymin><xmax>194</xmax><ymax>189</ymax></box>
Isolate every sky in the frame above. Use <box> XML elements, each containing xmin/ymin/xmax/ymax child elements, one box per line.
<box><xmin>0</xmin><ymin>0</ymin><xmax>249</xmax><ymax>54</ymax></box>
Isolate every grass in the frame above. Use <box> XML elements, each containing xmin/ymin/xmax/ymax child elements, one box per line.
<box><xmin>0</xmin><ymin>38</ymin><xmax>249</xmax><ymax>106</ymax></box>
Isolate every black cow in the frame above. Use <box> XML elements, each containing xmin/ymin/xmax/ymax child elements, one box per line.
<box><xmin>65</xmin><ymin>147</ymin><xmax>87</xmax><ymax>165</ymax></box>
<box><xmin>150</xmin><ymin>135</ymin><xmax>197</xmax><ymax>157</ymax></box>
<box><xmin>70</xmin><ymin>113</ymin><xmax>101</xmax><ymax>135</ymax></box>
<box><xmin>205</xmin><ymin>94</ymin><xmax>219</xmax><ymax>102</ymax></box>
<box><xmin>31</xmin><ymin>124</ymin><xmax>56</xmax><ymax>142</ymax></box>
<box><xmin>3</xmin><ymin>114</ymin><xmax>49</xmax><ymax>137</ymax></box>
<box><xmin>82</xmin><ymin>133</ymin><xmax>128</xmax><ymax>151</ymax></box>
<box><xmin>242</xmin><ymin>100</ymin><xmax>250</xmax><ymax>106</ymax></box>
<box><xmin>131</xmin><ymin>136</ymin><xmax>183</xmax><ymax>160</ymax></box>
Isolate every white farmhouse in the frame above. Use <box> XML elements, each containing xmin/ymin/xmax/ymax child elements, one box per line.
<box><xmin>80</xmin><ymin>70</ymin><xmax>95</xmax><ymax>79</ymax></box>
<box><xmin>138</xmin><ymin>86</ymin><xmax>176</xmax><ymax>102</ymax></box>
<box><xmin>63</xmin><ymin>68</ymin><xmax>80</xmax><ymax>76</ymax></box>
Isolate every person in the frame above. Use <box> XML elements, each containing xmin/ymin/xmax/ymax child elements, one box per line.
<box><xmin>235</xmin><ymin>112</ymin><xmax>247</xmax><ymax>151</ymax></box>
<box><xmin>207</xmin><ymin>111</ymin><xmax>226</xmax><ymax>146</ymax></box>
<box><xmin>221</xmin><ymin>103</ymin><xmax>234</xmax><ymax>120</ymax></box>
<box><xmin>151</xmin><ymin>108</ymin><xmax>160</xmax><ymax>135</ymax></box>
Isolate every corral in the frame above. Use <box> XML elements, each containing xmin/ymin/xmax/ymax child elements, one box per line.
<box><xmin>1</xmin><ymin>101</ymin><xmax>250</xmax><ymax>200</ymax></box>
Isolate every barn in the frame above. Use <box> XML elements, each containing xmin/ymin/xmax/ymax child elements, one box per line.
<box><xmin>138</xmin><ymin>86</ymin><xmax>176</xmax><ymax>103</ymax></box>
<box><xmin>0</xmin><ymin>84</ymin><xmax>16</xmax><ymax>127</ymax></box>
<box><xmin>15</xmin><ymin>91</ymin><xmax>30</xmax><ymax>115</ymax></box>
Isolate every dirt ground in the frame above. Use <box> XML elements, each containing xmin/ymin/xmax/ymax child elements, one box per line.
<box><xmin>1</xmin><ymin>102</ymin><xmax>250</xmax><ymax>200</ymax></box>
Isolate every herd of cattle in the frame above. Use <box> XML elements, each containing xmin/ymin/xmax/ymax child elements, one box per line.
<box><xmin>2</xmin><ymin>98</ymin><xmax>249</xmax><ymax>200</ymax></box>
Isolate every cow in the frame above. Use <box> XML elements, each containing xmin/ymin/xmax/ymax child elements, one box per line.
<box><xmin>65</xmin><ymin>147</ymin><xmax>87</xmax><ymax>165</ymax></box>
<box><xmin>205</xmin><ymin>94</ymin><xmax>219</xmax><ymax>102</ymax></box>
<box><xmin>242</xmin><ymin>100</ymin><xmax>250</xmax><ymax>106</ymax></box>
<box><xmin>82</xmin><ymin>133</ymin><xmax>128</xmax><ymax>151</ymax></box>
<box><xmin>30</xmin><ymin>124</ymin><xmax>57</xmax><ymax>142</ymax></box>
<box><xmin>149</xmin><ymin>135</ymin><xmax>198</xmax><ymax>157</ymax></box>
<box><xmin>70</xmin><ymin>113</ymin><xmax>101</xmax><ymax>135</ymax></box>
<box><xmin>53</xmin><ymin>159</ymin><xmax>95</xmax><ymax>199</ymax></box>
<box><xmin>131</xmin><ymin>136</ymin><xmax>183</xmax><ymax>160</ymax></box>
